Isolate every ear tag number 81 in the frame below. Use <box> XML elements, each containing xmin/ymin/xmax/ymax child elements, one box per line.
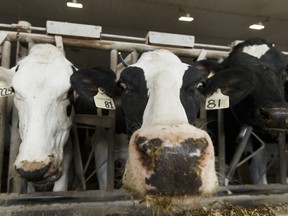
<box><xmin>93</xmin><ymin>88</ymin><xmax>115</xmax><ymax>110</ymax></box>
<box><xmin>205</xmin><ymin>89</ymin><xmax>229</xmax><ymax>110</ymax></box>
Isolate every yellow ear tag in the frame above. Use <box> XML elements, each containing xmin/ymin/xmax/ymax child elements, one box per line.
<box><xmin>93</xmin><ymin>88</ymin><xmax>115</xmax><ymax>110</ymax></box>
<box><xmin>205</xmin><ymin>88</ymin><xmax>229</xmax><ymax>110</ymax></box>
<box><xmin>0</xmin><ymin>86</ymin><xmax>14</xmax><ymax>97</ymax></box>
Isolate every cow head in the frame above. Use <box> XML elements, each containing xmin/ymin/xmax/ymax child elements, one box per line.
<box><xmin>1</xmin><ymin>44</ymin><xmax>74</xmax><ymax>185</ymax></box>
<box><xmin>71</xmin><ymin>49</ymin><xmax>218</xmax><ymax>204</ymax></box>
<box><xmin>200</xmin><ymin>38</ymin><xmax>288</xmax><ymax>131</ymax></box>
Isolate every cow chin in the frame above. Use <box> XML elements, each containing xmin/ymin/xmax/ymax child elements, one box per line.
<box><xmin>31</xmin><ymin>169</ymin><xmax>62</xmax><ymax>186</ymax></box>
<box><xmin>258</xmin><ymin>107</ymin><xmax>288</xmax><ymax>131</ymax></box>
<box><xmin>122</xmin><ymin>124</ymin><xmax>218</xmax><ymax>206</ymax></box>
<box><xmin>15</xmin><ymin>160</ymin><xmax>63</xmax><ymax>186</ymax></box>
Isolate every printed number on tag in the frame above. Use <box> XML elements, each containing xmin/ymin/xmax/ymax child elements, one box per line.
<box><xmin>0</xmin><ymin>87</ymin><xmax>14</xmax><ymax>97</ymax></box>
<box><xmin>93</xmin><ymin>88</ymin><xmax>115</xmax><ymax>110</ymax></box>
<box><xmin>205</xmin><ymin>89</ymin><xmax>229</xmax><ymax>110</ymax></box>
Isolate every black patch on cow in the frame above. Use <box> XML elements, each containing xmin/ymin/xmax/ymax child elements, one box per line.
<box><xmin>66</xmin><ymin>104</ymin><xmax>72</xmax><ymax>117</ymax></box>
<box><xmin>66</xmin><ymin>88</ymin><xmax>74</xmax><ymax>117</ymax></box>
<box><xmin>117</xmin><ymin>67</ymin><xmax>148</xmax><ymax>137</ymax></box>
<box><xmin>135</xmin><ymin>136</ymin><xmax>163</xmax><ymax>170</ymax></box>
<box><xmin>136</xmin><ymin>137</ymin><xmax>208</xmax><ymax>196</ymax></box>
<box><xmin>180</xmin><ymin>65</ymin><xmax>208</xmax><ymax>124</ymax></box>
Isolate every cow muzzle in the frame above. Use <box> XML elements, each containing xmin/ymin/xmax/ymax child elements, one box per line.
<box><xmin>122</xmin><ymin>124</ymin><xmax>218</xmax><ymax>202</ymax></box>
<box><xmin>15</xmin><ymin>161</ymin><xmax>62</xmax><ymax>185</ymax></box>
<box><xmin>259</xmin><ymin>107</ymin><xmax>288</xmax><ymax>130</ymax></box>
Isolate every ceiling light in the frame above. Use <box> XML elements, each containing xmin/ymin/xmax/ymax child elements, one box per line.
<box><xmin>179</xmin><ymin>13</ymin><xmax>194</xmax><ymax>22</ymax></box>
<box><xmin>249</xmin><ymin>22</ymin><xmax>265</xmax><ymax>30</ymax></box>
<box><xmin>67</xmin><ymin>0</ymin><xmax>83</xmax><ymax>8</ymax></box>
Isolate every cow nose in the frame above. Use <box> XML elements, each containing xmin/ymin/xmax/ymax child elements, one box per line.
<box><xmin>260</xmin><ymin>107</ymin><xmax>288</xmax><ymax>129</ymax></box>
<box><xmin>123</xmin><ymin>124</ymin><xmax>218</xmax><ymax>197</ymax></box>
<box><xmin>16</xmin><ymin>163</ymin><xmax>50</xmax><ymax>182</ymax></box>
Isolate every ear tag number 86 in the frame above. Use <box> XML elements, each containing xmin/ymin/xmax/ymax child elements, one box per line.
<box><xmin>205</xmin><ymin>89</ymin><xmax>229</xmax><ymax>110</ymax></box>
<box><xmin>93</xmin><ymin>88</ymin><xmax>115</xmax><ymax>110</ymax></box>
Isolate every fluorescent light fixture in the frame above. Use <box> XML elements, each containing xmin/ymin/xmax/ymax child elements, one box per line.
<box><xmin>179</xmin><ymin>13</ymin><xmax>194</xmax><ymax>22</ymax></box>
<box><xmin>67</xmin><ymin>0</ymin><xmax>83</xmax><ymax>8</ymax></box>
<box><xmin>249</xmin><ymin>22</ymin><xmax>265</xmax><ymax>30</ymax></box>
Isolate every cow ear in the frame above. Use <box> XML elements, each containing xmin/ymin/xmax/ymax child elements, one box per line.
<box><xmin>203</xmin><ymin>67</ymin><xmax>256</xmax><ymax>105</ymax></box>
<box><xmin>70</xmin><ymin>66</ymin><xmax>118</xmax><ymax>106</ymax></box>
<box><xmin>0</xmin><ymin>66</ymin><xmax>15</xmax><ymax>87</ymax></box>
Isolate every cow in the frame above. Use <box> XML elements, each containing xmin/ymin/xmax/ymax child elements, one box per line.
<box><xmin>71</xmin><ymin>49</ymin><xmax>219</xmax><ymax>205</ymax></box>
<box><xmin>199</xmin><ymin>38</ymin><xmax>288</xmax><ymax>184</ymax></box>
<box><xmin>0</xmin><ymin>44</ymin><xmax>78</xmax><ymax>191</ymax></box>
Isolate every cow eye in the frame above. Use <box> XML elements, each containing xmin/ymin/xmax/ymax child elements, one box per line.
<box><xmin>118</xmin><ymin>82</ymin><xmax>128</xmax><ymax>92</ymax></box>
<box><xmin>196</xmin><ymin>81</ymin><xmax>206</xmax><ymax>92</ymax></box>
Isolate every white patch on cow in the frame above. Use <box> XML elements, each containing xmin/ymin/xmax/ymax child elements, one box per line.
<box><xmin>12</xmin><ymin>44</ymin><xmax>73</xmax><ymax>179</ymax></box>
<box><xmin>242</xmin><ymin>44</ymin><xmax>270</xmax><ymax>59</ymax></box>
<box><xmin>133</xmin><ymin>49</ymin><xmax>189</xmax><ymax>128</ymax></box>
<box><xmin>189</xmin><ymin>149</ymin><xmax>201</xmax><ymax>158</ymax></box>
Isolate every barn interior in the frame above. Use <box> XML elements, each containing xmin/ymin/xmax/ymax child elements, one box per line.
<box><xmin>0</xmin><ymin>0</ymin><xmax>288</xmax><ymax>215</ymax></box>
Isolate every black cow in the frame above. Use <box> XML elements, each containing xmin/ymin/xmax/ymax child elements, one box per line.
<box><xmin>199</xmin><ymin>38</ymin><xmax>288</xmax><ymax>184</ymax></box>
<box><xmin>72</xmin><ymin>49</ymin><xmax>218</xmax><ymax>204</ymax></box>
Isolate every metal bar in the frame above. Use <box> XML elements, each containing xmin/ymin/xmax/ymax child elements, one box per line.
<box><xmin>131</xmin><ymin>50</ymin><xmax>139</xmax><ymax>63</ymax></box>
<box><xmin>0</xmin><ymin>187</ymin><xmax>288</xmax><ymax>214</ymax></box>
<box><xmin>7</xmin><ymin>106</ymin><xmax>21</xmax><ymax>193</ymax></box>
<box><xmin>194</xmin><ymin>43</ymin><xmax>230</xmax><ymax>50</ymax></box>
<box><xmin>0</xmin><ymin>41</ymin><xmax>11</xmax><ymax>192</ymax></box>
<box><xmin>106</xmin><ymin>50</ymin><xmax>118</xmax><ymax>191</ymax></box>
<box><xmin>225</xmin><ymin>126</ymin><xmax>253</xmax><ymax>185</ymax></box>
<box><xmin>7</xmin><ymin>41</ymin><xmax>25</xmax><ymax>193</ymax></box>
<box><xmin>236</xmin><ymin>131</ymin><xmax>265</xmax><ymax>167</ymax></box>
<box><xmin>217</xmin><ymin>109</ymin><xmax>225</xmax><ymax>186</ymax></box>
<box><xmin>70</xmin><ymin>125</ymin><xmax>86</xmax><ymax>190</ymax></box>
<box><xmin>0</xmin><ymin>23</ymin><xmax>46</xmax><ymax>32</ymax></box>
<box><xmin>1</xmin><ymin>31</ymin><xmax>229</xmax><ymax>60</ymax></box>
<box><xmin>278</xmin><ymin>131</ymin><xmax>287</xmax><ymax>184</ymax></box>
<box><xmin>101</xmin><ymin>33</ymin><xmax>146</xmax><ymax>42</ymax></box>
<box><xmin>73</xmin><ymin>115</ymin><xmax>114</xmax><ymax>128</ymax></box>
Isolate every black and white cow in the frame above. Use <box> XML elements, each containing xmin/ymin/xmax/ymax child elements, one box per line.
<box><xmin>72</xmin><ymin>49</ymin><xmax>218</xmax><ymax>202</ymax></box>
<box><xmin>199</xmin><ymin>38</ymin><xmax>288</xmax><ymax>184</ymax></box>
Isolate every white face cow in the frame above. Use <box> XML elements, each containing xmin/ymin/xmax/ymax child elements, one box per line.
<box><xmin>120</xmin><ymin>50</ymin><xmax>218</xmax><ymax>201</ymax></box>
<box><xmin>1</xmin><ymin>44</ymin><xmax>74</xmax><ymax>190</ymax></box>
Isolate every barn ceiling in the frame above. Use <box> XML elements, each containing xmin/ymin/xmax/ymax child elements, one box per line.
<box><xmin>0</xmin><ymin>0</ymin><xmax>288</xmax><ymax>52</ymax></box>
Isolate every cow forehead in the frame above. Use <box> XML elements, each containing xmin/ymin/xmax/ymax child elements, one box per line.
<box><xmin>133</xmin><ymin>50</ymin><xmax>189</xmax><ymax>88</ymax></box>
<box><xmin>12</xmin><ymin>45</ymin><xmax>73</xmax><ymax>96</ymax></box>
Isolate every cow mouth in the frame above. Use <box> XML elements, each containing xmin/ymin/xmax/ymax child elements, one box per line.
<box><xmin>30</xmin><ymin>170</ymin><xmax>62</xmax><ymax>186</ymax></box>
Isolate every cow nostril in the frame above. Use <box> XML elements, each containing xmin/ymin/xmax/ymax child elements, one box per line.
<box><xmin>16</xmin><ymin>163</ymin><xmax>51</xmax><ymax>182</ymax></box>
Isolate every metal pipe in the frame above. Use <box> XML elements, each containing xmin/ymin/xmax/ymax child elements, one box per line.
<box><xmin>278</xmin><ymin>131</ymin><xmax>287</xmax><ymax>184</ymax></box>
<box><xmin>225</xmin><ymin>126</ymin><xmax>253</xmax><ymax>185</ymax></box>
<box><xmin>131</xmin><ymin>50</ymin><xmax>139</xmax><ymax>63</ymax></box>
<box><xmin>0</xmin><ymin>41</ymin><xmax>11</xmax><ymax>192</ymax></box>
<box><xmin>2</xmin><ymin>31</ymin><xmax>229</xmax><ymax>60</ymax></box>
<box><xmin>237</xmin><ymin>131</ymin><xmax>265</xmax><ymax>167</ymax></box>
<box><xmin>217</xmin><ymin>109</ymin><xmax>225</xmax><ymax>186</ymax></box>
<box><xmin>7</xmin><ymin>41</ymin><xmax>24</xmax><ymax>193</ymax></box>
<box><xmin>0</xmin><ymin>23</ymin><xmax>46</xmax><ymax>32</ymax></box>
<box><xmin>106</xmin><ymin>50</ymin><xmax>118</xmax><ymax>191</ymax></box>
<box><xmin>194</xmin><ymin>43</ymin><xmax>230</xmax><ymax>50</ymax></box>
<box><xmin>101</xmin><ymin>33</ymin><xmax>146</xmax><ymax>42</ymax></box>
